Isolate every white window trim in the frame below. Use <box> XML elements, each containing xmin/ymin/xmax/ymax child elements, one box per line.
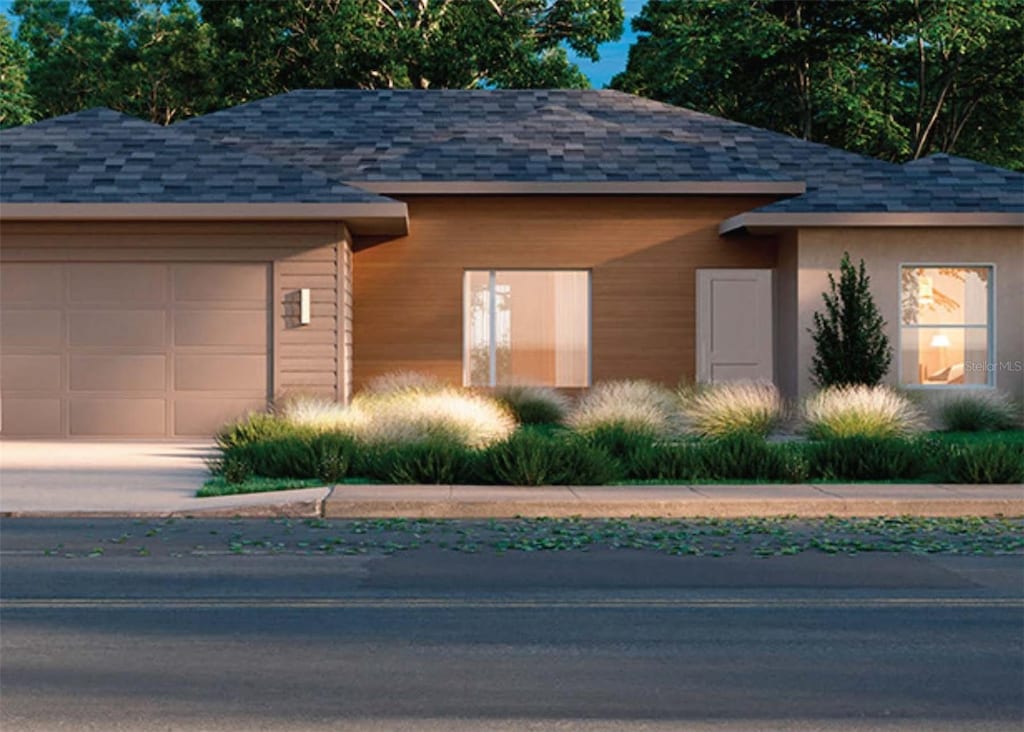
<box><xmin>898</xmin><ymin>262</ymin><xmax>997</xmax><ymax>390</ymax></box>
<box><xmin>462</xmin><ymin>269</ymin><xmax>592</xmax><ymax>388</ymax></box>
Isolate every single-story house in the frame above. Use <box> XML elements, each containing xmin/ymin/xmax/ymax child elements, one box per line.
<box><xmin>1</xmin><ymin>90</ymin><xmax>1021</xmax><ymax>438</ymax></box>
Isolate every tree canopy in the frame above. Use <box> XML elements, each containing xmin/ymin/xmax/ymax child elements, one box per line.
<box><xmin>612</xmin><ymin>0</ymin><xmax>1024</xmax><ymax>170</ymax></box>
<box><xmin>4</xmin><ymin>0</ymin><xmax>623</xmax><ymax>127</ymax></box>
<box><xmin>0</xmin><ymin>15</ymin><xmax>34</xmax><ymax>127</ymax></box>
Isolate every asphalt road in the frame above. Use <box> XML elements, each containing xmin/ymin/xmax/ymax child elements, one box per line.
<box><xmin>2</xmin><ymin>518</ymin><xmax>1022</xmax><ymax>731</ymax></box>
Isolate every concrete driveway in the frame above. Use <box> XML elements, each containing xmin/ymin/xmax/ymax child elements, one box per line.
<box><xmin>0</xmin><ymin>441</ymin><xmax>325</xmax><ymax>515</ymax></box>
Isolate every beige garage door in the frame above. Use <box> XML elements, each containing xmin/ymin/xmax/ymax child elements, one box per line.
<box><xmin>1</xmin><ymin>262</ymin><xmax>270</xmax><ymax>437</ymax></box>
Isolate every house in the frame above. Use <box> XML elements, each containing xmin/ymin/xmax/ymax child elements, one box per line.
<box><xmin>1</xmin><ymin>90</ymin><xmax>1021</xmax><ymax>438</ymax></box>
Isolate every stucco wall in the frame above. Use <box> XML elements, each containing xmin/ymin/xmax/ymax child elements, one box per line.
<box><xmin>794</xmin><ymin>227</ymin><xmax>1024</xmax><ymax>404</ymax></box>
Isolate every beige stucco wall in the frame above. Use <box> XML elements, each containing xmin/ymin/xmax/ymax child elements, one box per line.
<box><xmin>792</xmin><ymin>227</ymin><xmax>1024</xmax><ymax>406</ymax></box>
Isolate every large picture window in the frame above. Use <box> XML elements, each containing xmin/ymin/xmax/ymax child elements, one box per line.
<box><xmin>900</xmin><ymin>266</ymin><xmax>993</xmax><ymax>386</ymax></box>
<box><xmin>464</xmin><ymin>270</ymin><xmax>590</xmax><ymax>387</ymax></box>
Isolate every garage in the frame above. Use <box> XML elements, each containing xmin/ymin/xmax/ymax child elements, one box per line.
<box><xmin>1</xmin><ymin>261</ymin><xmax>270</xmax><ymax>437</ymax></box>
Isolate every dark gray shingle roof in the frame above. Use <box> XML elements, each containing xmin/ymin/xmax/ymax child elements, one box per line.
<box><xmin>0</xmin><ymin>107</ymin><xmax>394</xmax><ymax>204</ymax></box>
<box><xmin>179</xmin><ymin>89</ymin><xmax>826</xmax><ymax>184</ymax></box>
<box><xmin>750</xmin><ymin>153</ymin><xmax>1024</xmax><ymax>214</ymax></box>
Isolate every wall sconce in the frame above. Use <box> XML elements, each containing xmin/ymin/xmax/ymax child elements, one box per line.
<box><xmin>299</xmin><ymin>288</ymin><xmax>311</xmax><ymax>325</ymax></box>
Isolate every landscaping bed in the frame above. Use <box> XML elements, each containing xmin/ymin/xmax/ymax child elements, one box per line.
<box><xmin>202</xmin><ymin>375</ymin><xmax>1024</xmax><ymax>495</ymax></box>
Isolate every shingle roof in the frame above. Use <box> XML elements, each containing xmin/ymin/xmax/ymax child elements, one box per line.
<box><xmin>179</xmin><ymin>89</ymin><xmax>835</xmax><ymax>184</ymax></box>
<box><xmin>0</xmin><ymin>107</ymin><xmax>394</xmax><ymax>204</ymax></box>
<box><xmin>750</xmin><ymin>153</ymin><xmax>1024</xmax><ymax>214</ymax></box>
<box><xmin>4</xmin><ymin>93</ymin><xmax>1020</xmax><ymax>216</ymax></box>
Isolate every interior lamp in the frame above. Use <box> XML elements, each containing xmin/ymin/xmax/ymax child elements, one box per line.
<box><xmin>929</xmin><ymin>334</ymin><xmax>951</xmax><ymax>348</ymax></box>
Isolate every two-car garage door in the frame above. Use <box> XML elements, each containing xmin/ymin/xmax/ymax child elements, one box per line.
<box><xmin>1</xmin><ymin>262</ymin><xmax>270</xmax><ymax>437</ymax></box>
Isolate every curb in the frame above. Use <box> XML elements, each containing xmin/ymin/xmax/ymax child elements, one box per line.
<box><xmin>4</xmin><ymin>486</ymin><xmax>1020</xmax><ymax>521</ymax></box>
<box><xmin>321</xmin><ymin>498</ymin><xmax>1024</xmax><ymax>519</ymax></box>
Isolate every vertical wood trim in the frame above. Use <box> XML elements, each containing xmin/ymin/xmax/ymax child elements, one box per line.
<box><xmin>696</xmin><ymin>270</ymin><xmax>710</xmax><ymax>383</ymax></box>
<box><xmin>272</xmin><ymin>260</ymin><xmax>282</xmax><ymax>402</ymax></box>
<box><xmin>759</xmin><ymin>270</ymin><xmax>774</xmax><ymax>383</ymax></box>
<box><xmin>335</xmin><ymin>223</ymin><xmax>344</xmax><ymax>403</ymax></box>
<box><xmin>165</xmin><ymin>265</ymin><xmax>175</xmax><ymax>436</ymax></box>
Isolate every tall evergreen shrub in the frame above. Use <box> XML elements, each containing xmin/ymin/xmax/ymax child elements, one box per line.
<box><xmin>809</xmin><ymin>252</ymin><xmax>892</xmax><ymax>387</ymax></box>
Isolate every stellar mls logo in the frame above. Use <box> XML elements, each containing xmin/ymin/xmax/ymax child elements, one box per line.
<box><xmin>965</xmin><ymin>361</ymin><xmax>1024</xmax><ymax>373</ymax></box>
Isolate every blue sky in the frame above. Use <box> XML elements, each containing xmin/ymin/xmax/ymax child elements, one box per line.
<box><xmin>571</xmin><ymin>0</ymin><xmax>645</xmax><ymax>88</ymax></box>
<box><xmin>1</xmin><ymin>0</ymin><xmax>644</xmax><ymax>89</ymax></box>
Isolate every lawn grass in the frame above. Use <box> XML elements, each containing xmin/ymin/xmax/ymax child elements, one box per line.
<box><xmin>198</xmin><ymin>476</ymin><xmax>324</xmax><ymax>497</ymax></box>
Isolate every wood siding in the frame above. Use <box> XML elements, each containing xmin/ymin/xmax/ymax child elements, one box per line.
<box><xmin>0</xmin><ymin>222</ymin><xmax>349</xmax><ymax>429</ymax></box>
<box><xmin>352</xmin><ymin>196</ymin><xmax>779</xmax><ymax>390</ymax></box>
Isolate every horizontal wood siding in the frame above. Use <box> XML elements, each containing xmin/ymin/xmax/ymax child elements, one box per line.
<box><xmin>1</xmin><ymin>221</ymin><xmax>347</xmax><ymax>408</ymax></box>
<box><xmin>352</xmin><ymin>196</ymin><xmax>779</xmax><ymax>390</ymax></box>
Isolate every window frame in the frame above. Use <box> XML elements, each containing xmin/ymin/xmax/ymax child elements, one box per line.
<box><xmin>462</xmin><ymin>268</ymin><xmax>593</xmax><ymax>388</ymax></box>
<box><xmin>897</xmin><ymin>262</ymin><xmax>997</xmax><ymax>389</ymax></box>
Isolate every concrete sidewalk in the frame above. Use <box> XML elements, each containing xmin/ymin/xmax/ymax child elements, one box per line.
<box><xmin>0</xmin><ymin>440</ymin><xmax>327</xmax><ymax>518</ymax></box>
<box><xmin>321</xmin><ymin>483</ymin><xmax>1024</xmax><ymax>519</ymax></box>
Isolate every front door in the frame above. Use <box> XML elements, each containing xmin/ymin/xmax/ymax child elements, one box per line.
<box><xmin>696</xmin><ymin>269</ymin><xmax>773</xmax><ymax>383</ymax></box>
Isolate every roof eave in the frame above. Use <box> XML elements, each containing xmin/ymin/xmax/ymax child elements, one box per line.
<box><xmin>349</xmin><ymin>180</ymin><xmax>806</xmax><ymax>196</ymax></box>
<box><xmin>0</xmin><ymin>202</ymin><xmax>409</xmax><ymax>236</ymax></box>
<box><xmin>720</xmin><ymin>211</ymin><xmax>1024</xmax><ymax>235</ymax></box>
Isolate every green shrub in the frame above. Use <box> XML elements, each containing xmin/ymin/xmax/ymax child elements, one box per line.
<box><xmin>216</xmin><ymin>432</ymin><xmax>358</xmax><ymax>483</ymax></box>
<box><xmin>699</xmin><ymin>434</ymin><xmax>809</xmax><ymax>482</ymax></box>
<box><xmin>364</xmin><ymin>439</ymin><xmax>476</xmax><ymax>484</ymax></box>
<box><xmin>621</xmin><ymin>442</ymin><xmax>708</xmax><ymax>482</ymax></box>
<box><xmin>808</xmin><ymin>251</ymin><xmax>892</xmax><ymax>388</ymax></box>
<box><xmin>215</xmin><ymin>412</ymin><xmax>309</xmax><ymax>449</ymax></box>
<box><xmin>221</xmin><ymin>454</ymin><xmax>253</xmax><ymax>485</ymax></box>
<box><xmin>481</xmin><ymin>428</ymin><xmax>621</xmax><ymax>486</ymax></box>
<box><xmin>941</xmin><ymin>443</ymin><xmax>1024</xmax><ymax>484</ymax></box>
<box><xmin>584</xmin><ymin>424</ymin><xmax>657</xmax><ymax>462</ymax></box>
<box><xmin>680</xmin><ymin>381</ymin><xmax>784</xmax><ymax>438</ymax></box>
<box><xmin>937</xmin><ymin>392</ymin><xmax>1021</xmax><ymax>432</ymax></box>
<box><xmin>568</xmin><ymin>380</ymin><xmax>681</xmax><ymax>438</ymax></box>
<box><xmin>802</xmin><ymin>385</ymin><xmax>925</xmax><ymax>439</ymax></box>
<box><xmin>806</xmin><ymin>437</ymin><xmax>925</xmax><ymax>481</ymax></box>
<box><xmin>493</xmin><ymin>384</ymin><xmax>570</xmax><ymax>425</ymax></box>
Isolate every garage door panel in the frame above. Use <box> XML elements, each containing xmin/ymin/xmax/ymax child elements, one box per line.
<box><xmin>69</xmin><ymin>264</ymin><xmax>166</xmax><ymax>304</ymax></box>
<box><xmin>175</xmin><ymin>354</ymin><xmax>267</xmax><ymax>392</ymax></box>
<box><xmin>3</xmin><ymin>260</ymin><xmax>271</xmax><ymax>437</ymax></box>
<box><xmin>70</xmin><ymin>399</ymin><xmax>166</xmax><ymax>436</ymax></box>
<box><xmin>1</xmin><ymin>264</ymin><xmax>62</xmax><ymax>304</ymax></box>
<box><xmin>68</xmin><ymin>311</ymin><xmax>166</xmax><ymax>348</ymax></box>
<box><xmin>1</xmin><ymin>310</ymin><xmax>63</xmax><ymax>349</ymax></box>
<box><xmin>175</xmin><ymin>398</ymin><xmax>268</xmax><ymax>436</ymax></box>
<box><xmin>1</xmin><ymin>355</ymin><xmax>62</xmax><ymax>391</ymax></box>
<box><xmin>70</xmin><ymin>355</ymin><xmax>166</xmax><ymax>392</ymax></box>
<box><xmin>1</xmin><ymin>398</ymin><xmax>61</xmax><ymax>436</ymax></box>
<box><xmin>175</xmin><ymin>311</ymin><xmax>267</xmax><ymax>347</ymax></box>
<box><xmin>174</xmin><ymin>264</ymin><xmax>268</xmax><ymax>302</ymax></box>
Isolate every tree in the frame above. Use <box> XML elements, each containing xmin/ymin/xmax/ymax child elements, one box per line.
<box><xmin>612</xmin><ymin>0</ymin><xmax>1023</xmax><ymax>170</ymax></box>
<box><xmin>809</xmin><ymin>252</ymin><xmax>892</xmax><ymax>388</ymax></box>
<box><xmin>199</xmin><ymin>0</ymin><xmax>623</xmax><ymax>104</ymax></box>
<box><xmin>0</xmin><ymin>15</ymin><xmax>34</xmax><ymax>127</ymax></box>
<box><xmin>13</xmin><ymin>0</ymin><xmax>220</xmax><ymax>124</ymax></box>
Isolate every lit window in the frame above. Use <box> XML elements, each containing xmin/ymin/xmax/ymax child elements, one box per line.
<box><xmin>463</xmin><ymin>270</ymin><xmax>590</xmax><ymax>387</ymax></box>
<box><xmin>900</xmin><ymin>266</ymin><xmax>993</xmax><ymax>386</ymax></box>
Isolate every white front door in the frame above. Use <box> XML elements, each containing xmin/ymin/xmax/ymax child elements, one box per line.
<box><xmin>696</xmin><ymin>269</ymin><xmax>774</xmax><ymax>383</ymax></box>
